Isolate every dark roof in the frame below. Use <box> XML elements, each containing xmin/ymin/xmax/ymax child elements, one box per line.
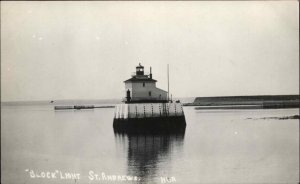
<box><xmin>136</xmin><ymin>63</ymin><xmax>144</xmax><ymax>68</ymax></box>
<box><xmin>124</xmin><ymin>77</ymin><xmax>157</xmax><ymax>83</ymax></box>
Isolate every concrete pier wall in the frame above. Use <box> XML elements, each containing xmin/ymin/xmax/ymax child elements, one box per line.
<box><xmin>114</xmin><ymin>103</ymin><xmax>184</xmax><ymax>119</ymax></box>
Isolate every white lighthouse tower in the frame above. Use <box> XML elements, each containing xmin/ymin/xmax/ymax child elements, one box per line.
<box><xmin>113</xmin><ymin>63</ymin><xmax>186</xmax><ymax>133</ymax></box>
<box><xmin>124</xmin><ymin>63</ymin><xmax>168</xmax><ymax>103</ymax></box>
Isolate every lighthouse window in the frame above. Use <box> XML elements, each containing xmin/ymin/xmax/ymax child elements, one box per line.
<box><xmin>149</xmin><ymin>91</ymin><xmax>151</xmax><ymax>96</ymax></box>
<box><xmin>143</xmin><ymin>82</ymin><xmax>145</xmax><ymax>87</ymax></box>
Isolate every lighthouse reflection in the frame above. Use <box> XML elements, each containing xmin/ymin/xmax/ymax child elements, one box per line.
<box><xmin>114</xmin><ymin>129</ymin><xmax>185</xmax><ymax>183</ymax></box>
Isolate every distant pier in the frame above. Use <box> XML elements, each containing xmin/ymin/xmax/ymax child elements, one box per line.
<box><xmin>54</xmin><ymin>105</ymin><xmax>115</xmax><ymax>110</ymax></box>
<box><xmin>184</xmin><ymin>95</ymin><xmax>299</xmax><ymax>109</ymax></box>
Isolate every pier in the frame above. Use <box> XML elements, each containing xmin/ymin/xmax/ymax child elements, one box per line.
<box><xmin>113</xmin><ymin>103</ymin><xmax>186</xmax><ymax>133</ymax></box>
<box><xmin>184</xmin><ymin>95</ymin><xmax>299</xmax><ymax>109</ymax></box>
<box><xmin>54</xmin><ymin>105</ymin><xmax>115</xmax><ymax>110</ymax></box>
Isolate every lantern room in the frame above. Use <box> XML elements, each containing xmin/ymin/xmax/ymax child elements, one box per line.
<box><xmin>136</xmin><ymin>63</ymin><xmax>144</xmax><ymax>76</ymax></box>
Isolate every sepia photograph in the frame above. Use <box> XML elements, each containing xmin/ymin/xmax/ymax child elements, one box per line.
<box><xmin>1</xmin><ymin>1</ymin><xmax>299</xmax><ymax>184</ymax></box>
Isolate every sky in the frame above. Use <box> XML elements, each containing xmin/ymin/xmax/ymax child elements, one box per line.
<box><xmin>1</xmin><ymin>1</ymin><xmax>299</xmax><ymax>101</ymax></box>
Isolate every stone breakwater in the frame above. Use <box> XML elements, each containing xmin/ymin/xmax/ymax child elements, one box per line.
<box><xmin>184</xmin><ymin>95</ymin><xmax>299</xmax><ymax>109</ymax></box>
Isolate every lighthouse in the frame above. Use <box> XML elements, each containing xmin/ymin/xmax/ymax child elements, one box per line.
<box><xmin>124</xmin><ymin>63</ymin><xmax>168</xmax><ymax>103</ymax></box>
<box><xmin>113</xmin><ymin>63</ymin><xmax>186</xmax><ymax>134</ymax></box>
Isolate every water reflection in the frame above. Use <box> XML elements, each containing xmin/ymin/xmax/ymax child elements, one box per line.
<box><xmin>114</xmin><ymin>129</ymin><xmax>185</xmax><ymax>184</ymax></box>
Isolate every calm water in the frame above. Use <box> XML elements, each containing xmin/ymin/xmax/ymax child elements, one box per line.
<box><xmin>1</xmin><ymin>105</ymin><xmax>299</xmax><ymax>184</ymax></box>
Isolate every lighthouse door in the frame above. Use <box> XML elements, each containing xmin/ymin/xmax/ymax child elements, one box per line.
<box><xmin>126</xmin><ymin>89</ymin><xmax>131</xmax><ymax>102</ymax></box>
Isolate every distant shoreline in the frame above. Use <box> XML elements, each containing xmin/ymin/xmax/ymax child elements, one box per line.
<box><xmin>246</xmin><ymin>115</ymin><xmax>300</xmax><ymax>120</ymax></box>
<box><xmin>1</xmin><ymin>99</ymin><xmax>122</xmax><ymax>106</ymax></box>
<box><xmin>2</xmin><ymin>95</ymin><xmax>299</xmax><ymax>110</ymax></box>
